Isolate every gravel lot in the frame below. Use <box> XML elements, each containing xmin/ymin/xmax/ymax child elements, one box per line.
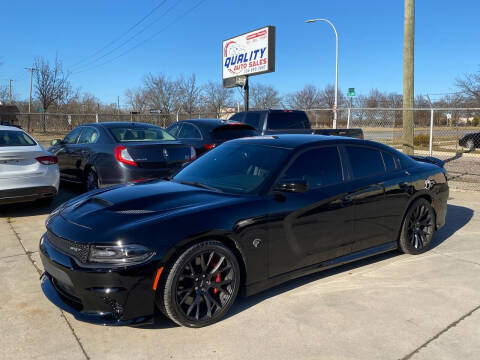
<box><xmin>0</xmin><ymin>186</ymin><xmax>479</xmax><ymax>360</ymax></box>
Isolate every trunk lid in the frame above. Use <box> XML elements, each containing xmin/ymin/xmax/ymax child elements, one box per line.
<box><xmin>121</xmin><ymin>142</ymin><xmax>191</xmax><ymax>169</ymax></box>
<box><xmin>0</xmin><ymin>146</ymin><xmax>47</xmax><ymax>178</ymax></box>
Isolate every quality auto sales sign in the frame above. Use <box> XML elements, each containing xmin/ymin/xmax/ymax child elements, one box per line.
<box><xmin>222</xmin><ymin>26</ymin><xmax>276</xmax><ymax>80</ymax></box>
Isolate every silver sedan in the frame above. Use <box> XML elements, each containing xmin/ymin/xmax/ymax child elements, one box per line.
<box><xmin>0</xmin><ymin>125</ymin><xmax>59</xmax><ymax>205</ymax></box>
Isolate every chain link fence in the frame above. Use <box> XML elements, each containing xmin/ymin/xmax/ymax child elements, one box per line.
<box><xmin>2</xmin><ymin>108</ymin><xmax>479</xmax><ymax>190</ymax></box>
<box><xmin>306</xmin><ymin>107</ymin><xmax>480</xmax><ymax>191</ymax></box>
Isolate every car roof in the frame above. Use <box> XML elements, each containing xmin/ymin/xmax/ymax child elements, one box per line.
<box><xmin>230</xmin><ymin>134</ymin><xmax>377</xmax><ymax>149</ymax></box>
<box><xmin>79</xmin><ymin>122</ymin><xmax>162</xmax><ymax>129</ymax></box>
<box><xmin>0</xmin><ymin>125</ymin><xmax>23</xmax><ymax>131</ymax></box>
<box><xmin>173</xmin><ymin>119</ymin><xmax>255</xmax><ymax>130</ymax></box>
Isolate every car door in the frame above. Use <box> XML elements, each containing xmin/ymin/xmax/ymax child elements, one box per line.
<box><xmin>176</xmin><ymin>123</ymin><xmax>204</xmax><ymax>154</ymax></box>
<box><xmin>267</xmin><ymin>145</ymin><xmax>355</xmax><ymax>277</ymax></box>
<box><xmin>343</xmin><ymin>145</ymin><xmax>407</xmax><ymax>252</ymax></box>
<box><xmin>56</xmin><ymin>127</ymin><xmax>83</xmax><ymax>179</ymax></box>
<box><xmin>75</xmin><ymin>126</ymin><xmax>100</xmax><ymax>180</ymax></box>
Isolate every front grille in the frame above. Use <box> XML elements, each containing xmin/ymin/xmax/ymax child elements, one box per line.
<box><xmin>46</xmin><ymin>230</ymin><xmax>90</xmax><ymax>263</ymax></box>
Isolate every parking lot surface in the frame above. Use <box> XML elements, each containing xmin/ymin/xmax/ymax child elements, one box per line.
<box><xmin>0</xmin><ymin>187</ymin><xmax>479</xmax><ymax>360</ymax></box>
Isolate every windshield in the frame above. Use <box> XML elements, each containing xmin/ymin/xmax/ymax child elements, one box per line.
<box><xmin>173</xmin><ymin>142</ymin><xmax>291</xmax><ymax>195</ymax></box>
<box><xmin>0</xmin><ymin>130</ymin><xmax>36</xmax><ymax>147</ymax></box>
<box><xmin>109</xmin><ymin>126</ymin><xmax>175</xmax><ymax>142</ymax></box>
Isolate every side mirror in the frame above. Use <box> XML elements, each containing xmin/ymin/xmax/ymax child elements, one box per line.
<box><xmin>51</xmin><ymin>139</ymin><xmax>62</xmax><ymax>146</ymax></box>
<box><xmin>274</xmin><ymin>179</ymin><xmax>308</xmax><ymax>193</ymax></box>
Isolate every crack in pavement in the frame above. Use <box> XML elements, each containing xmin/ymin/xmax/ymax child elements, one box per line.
<box><xmin>400</xmin><ymin>304</ymin><xmax>480</xmax><ymax>360</ymax></box>
<box><xmin>5</xmin><ymin>217</ymin><xmax>90</xmax><ymax>360</ymax></box>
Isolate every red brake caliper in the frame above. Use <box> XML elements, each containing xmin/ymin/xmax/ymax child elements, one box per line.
<box><xmin>213</xmin><ymin>272</ymin><xmax>221</xmax><ymax>294</ymax></box>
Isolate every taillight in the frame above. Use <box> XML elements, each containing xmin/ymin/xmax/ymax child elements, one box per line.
<box><xmin>115</xmin><ymin>145</ymin><xmax>137</xmax><ymax>166</ymax></box>
<box><xmin>204</xmin><ymin>143</ymin><xmax>216</xmax><ymax>150</ymax></box>
<box><xmin>361</xmin><ymin>133</ymin><xmax>364</xmax><ymax>140</ymax></box>
<box><xmin>190</xmin><ymin>145</ymin><xmax>197</xmax><ymax>161</ymax></box>
<box><xmin>36</xmin><ymin>156</ymin><xmax>57</xmax><ymax>165</ymax></box>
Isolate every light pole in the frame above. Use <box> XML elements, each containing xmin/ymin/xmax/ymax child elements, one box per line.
<box><xmin>306</xmin><ymin>18</ymin><xmax>339</xmax><ymax>129</ymax></box>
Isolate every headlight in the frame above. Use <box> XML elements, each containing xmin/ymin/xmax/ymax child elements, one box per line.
<box><xmin>88</xmin><ymin>244</ymin><xmax>154</xmax><ymax>265</ymax></box>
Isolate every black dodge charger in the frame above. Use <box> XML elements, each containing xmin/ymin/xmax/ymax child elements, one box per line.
<box><xmin>40</xmin><ymin>135</ymin><xmax>448</xmax><ymax>327</ymax></box>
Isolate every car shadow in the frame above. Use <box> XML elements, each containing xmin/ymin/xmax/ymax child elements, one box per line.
<box><xmin>0</xmin><ymin>182</ymin><xmax>81</xmax><ymax>218</ymax></box>
<box><xmin>430</xmin><ymin>204</ymin><xmax>473</xmax><ymax>249</ymax></box>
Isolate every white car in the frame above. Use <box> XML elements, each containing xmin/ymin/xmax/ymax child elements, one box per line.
<box><xmin>0</xmin><ymin>125</ymin><xmax>59</xmax><ymax>205</ymax></box>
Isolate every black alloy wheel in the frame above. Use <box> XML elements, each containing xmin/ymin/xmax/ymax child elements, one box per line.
<box><xmin>158</xmin><ymin>241</ymin><xmax>240</xmax><ymax>327</ymax></box>
<box><xmin>85</xmin><ymin>169</ymin><xmax>99</xmax><ymax>192</ymax></box>
<box><xmin>399</xmin><ymin>198</ymin><xmax>436</xmax><ymax>254</ymax></box>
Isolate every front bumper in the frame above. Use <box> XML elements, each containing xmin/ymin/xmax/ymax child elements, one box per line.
<box><xmin>39</xmin><ymin>233</ymin><xmax>158</xmax><ymax>326</ymax></box>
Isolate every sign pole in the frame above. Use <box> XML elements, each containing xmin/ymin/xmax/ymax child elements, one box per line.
<box><xmin>244</xmin><ymin>76</ymin><xmax>249</xmax><ymax>111</ymax></box>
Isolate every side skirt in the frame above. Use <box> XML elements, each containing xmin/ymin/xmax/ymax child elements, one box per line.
<box><xmin>243</xmin><ymin>241</ymin><xmax>398</xmax><ymax>297</ymax></box>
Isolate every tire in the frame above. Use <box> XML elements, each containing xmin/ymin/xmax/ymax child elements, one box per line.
<box><xmin>158</xmin><ymin>240</ymin><xmax>240</xmax><ymax>328</ymax></box>
<box><xmin>399</xmin><ymin>198</ymin><xmax>436</xmax><ymax>255</ymax></box>
<box><xmin>85</xmin><ymin>168</ymin><xmax>99</xmax><ymax>192</ymax></box>
<box><xmin>466</xmin><ymin>139</ymin><xmax>475</xmax><ymax>151</ymax></box>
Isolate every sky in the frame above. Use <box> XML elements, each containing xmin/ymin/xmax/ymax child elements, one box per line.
<box><xmin>1</xmin><ymin>0</ymin><xmax>480</xmax><ymax>106</ymax></box>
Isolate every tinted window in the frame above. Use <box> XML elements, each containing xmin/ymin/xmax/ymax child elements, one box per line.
<box><xmin>346</xmin><ymin>146</ymin><xmax>385</xmax><ymax>178</ymax></box>
<box><xmin>78</xmin><ymin>127</ymin><xmax>99</xmax><ymax>144</ymax></box>
<box><xmin>178</xmin><ymin>123</ymin><xmax>202</xmax><ymax>139</ymax></box>
<box><xmin>109</xmin><ymin>126</ymin><xmax>175</xmax><ymax>142</ymax></box>
<box><xmin>63</xmin><ymin>128</ymin><xmax>83</xmax><ymax>144</ymax></box>
<box><xmin>267</xmin><ymin>111</ymin><xmax>310</xmax><ymax>130</ymax></box>
<box><xmin>229</xmin><ymin>113</ymin><xmax>244</xmax><ymax>122</ymax></box>
<box><xmin>382</xmin><ymin>151</ymin><xmax>397</xmax><ymax>172</ymax></box>
<box><xmin>174</xmin><ymin>143</ymin><xmax>291</xmax><ymax>195</ymax></box>
<box><xmin>281</xmin><ymin>146</ymin><xmax>343</xmax><ymax>188</ymax></box>
<box><xmin>244</xmin><ymin>113</ymin><xmax>261</xmax><ymax>129</ymax></box>
<box><xmin>167</xmin><ymin>123</ymin><xmax>181</xmax><ymax>137</ymax></box>
<box><xmin>211</xmin><ymin>126</ymin><xmax>257</xmax><ymax>141</ymax></box>
<box><xmin>0</xmin><ymin>130</ymin><xmax>36</xmax><ymax>147</ymax></box>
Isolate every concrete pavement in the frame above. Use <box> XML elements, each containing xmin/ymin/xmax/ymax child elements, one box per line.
<box><xmin>0</xmin><ymin>188</ymin><xmax>479</xmax><ymax>360</ymax></box>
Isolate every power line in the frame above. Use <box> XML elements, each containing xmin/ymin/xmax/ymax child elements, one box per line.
<box><xmin>71</xmin><ymin>0</ymin><xmax>207</xmax><ymax>75</ymax></box>
<box><xmin>70</xmin><ymin>0</ymin><xmax>183</xmax><ymax>73</ymax></box>
<box><xmin>69</xmin><ymin>0</ymin><xmax>169</xmax><ymax>69</ymax></box>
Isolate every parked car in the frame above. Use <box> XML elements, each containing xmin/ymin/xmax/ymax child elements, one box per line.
<box><xmin>165</xmin><ymin>119</ymin><xmax>258</xmax><ymax>156</ymax></box>
<box><xmin>48</xmin><ymin>122</ymin><xmax>196</xmax><ymax>191</ymax></box>
<box><xmin>459</xmin><ymin>132</ymin><xmax>480</xmax><ymax>151</ymax></box>
<box><xmin>230</xmin><ymin>109</ymin><xmax>364</xmax><ymax>138</ymax></box>
<box><xmin>40</xmin><ymin>134</ymin><xmax>448</xmax><ymax>327</ymax></box>
<box><xmin>0</xmin><ymin>125</ymin><xmax>59</xmax><ymax>205</ymax></box>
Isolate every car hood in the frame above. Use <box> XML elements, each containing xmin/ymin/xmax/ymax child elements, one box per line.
<box><xmin>56</xmin><ymin>180</ymin><xmax>237</xmax><ymax>232</ymax></box>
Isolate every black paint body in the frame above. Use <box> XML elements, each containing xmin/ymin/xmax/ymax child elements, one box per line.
<box><xmin>165</xmin><ymin>119</ymin><xmax>258</xmax><ymax>157</ymax></box>
<box><xmin>40</xmin><ymin>135</ymin><xmax>449</xmax><ymax>325</ymax></box>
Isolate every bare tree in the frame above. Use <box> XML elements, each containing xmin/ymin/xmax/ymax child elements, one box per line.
<box><xmin>143</xmin><ymin>73</ymin><xmax>178</xmax><ymax>116</ymax></box>
<box><xmin>456</xmin><ymin>68</ymin><xmax>480</xmax><ymax>105</ymax></box>
<box><xmin>201</xmin><ymin>81</ymin><xmax>233</xmax><ymax>118</ymax></box>
<box><xmin>250</xmin><ymin>84</ymin><xmax>282</xmax><ymax>109</ymax></box>
<box><xmin>285</xmin><ymin>84</ymin><xmax>322</xmax><ymax>109</ymax></box>
<box><xmin>125</xmin><ymin>87</ymin><xmax>149</xmax><ymax>113</ymax></box>
<box><xmin>0</xmin><ymin>84</ymin><xmax>9</xmax><ymax>104</ymax></box>
<box><xmin>34</xmin><ymin>56</ymin><xmax>70</xmax><ymax>112</ymax></box>
<box><xmin>177</xmin><ymin>74</ymin><xmax>201</xmax><ymax>116</ymax></box>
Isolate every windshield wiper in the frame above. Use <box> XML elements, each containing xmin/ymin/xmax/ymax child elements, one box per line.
<box><xmin>179</xmin><ymin>181</ymin><xmax>223</xmax><ymax>193</ymax></box>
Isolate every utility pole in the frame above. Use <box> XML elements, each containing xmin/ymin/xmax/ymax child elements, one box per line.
<box><xmin>243</xmin><ymin>77</ymin><xmax>249</xmax><ymax>111</ymax></box>
<box><xmin>402</xmin><ymin>0</ymin><xmax>415</xmax><ymax>154</ymax></box>
<box><xmin>117</xmin><ymin>96</ymin><xmax>120</xmax><ymax>115</ymax></box>
<box><xmin>25</xmin><ymin>67</ymin><xmax>38</xmax><ymax>113</ymax></box>
<box><xmin>8</xmin><ymin>79</ymin><xmax>13</xmax><ymax>104</ymax></box>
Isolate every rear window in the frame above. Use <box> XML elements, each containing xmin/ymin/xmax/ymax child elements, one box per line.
<box><xmin>109</xmin><ymin>126</ymin><xmax>175</xmax><ymax>142</ymax></box>
<box><xmin>244</xmin><ymin>112</ymin><xmax>262</xmax><ymax>129</ymax></box>
<box><xmin>0</xmin><ymin>130</ymin><xmax>36</xmax><ymax>147</ymax></box>
<box><xmin>211</xmin><ymin>126</ymin><xmax>257</xmax><ymax>141</ymax></box>
<box><xmin>267</xmin><ymin>111</ymin><xmax>310</xmax><ymax>130</ymax></box>
<box><xmin>345</xmin><ymin>146</ymin><xmax>385</xmax><ymax>178</ymax></box>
